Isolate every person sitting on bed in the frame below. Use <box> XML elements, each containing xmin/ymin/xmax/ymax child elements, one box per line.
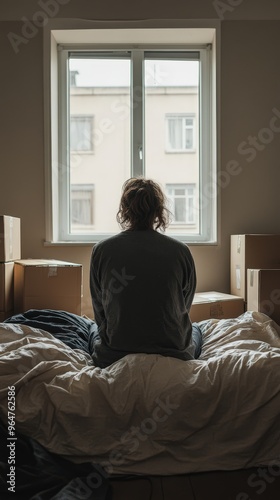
<box><xmin>89</xmin><ymin>177</ymin><xmax>202</xmax><ymax>368</ymax></box>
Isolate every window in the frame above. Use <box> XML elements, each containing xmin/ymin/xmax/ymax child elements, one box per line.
<box><xmin>166</xmin><ymin>115</ymin><xmax>195</xmax><ymax>152</ymax></box>
<box><xmin>70</xmin><ymin>116</ymin><xmax>93</xmax><ymax>152</ymax></box>
<box><xmin>71</xmin><ymin>185</ymin><xmax>94</xmax><ymax>231</ymax></box>
<box><xmin>167</xmin><ymin>184</ymin><xmax>196</xmax><ymax>224</ymax></box>
<box><xmin>47</xmin><ymin>27</ymin><xmax>217</xmax><ymax>243</ymax></box>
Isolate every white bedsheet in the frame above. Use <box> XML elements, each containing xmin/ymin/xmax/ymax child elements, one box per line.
<box><xmin>0</xmin><ymin>311</ymin><xmax>280</xmax><ymax>476</ymax></box>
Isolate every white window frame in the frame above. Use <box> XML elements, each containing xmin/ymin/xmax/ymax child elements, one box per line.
<box><xmin>167</xmin><ymin>184</ymin><xmax>196</xmax><ymax>225</ymax></box>
<box><xmin>43</xmin><ymin>25</ymin><xmax>219</xmax><ymax>245</ymax></box>
<box><xmin>166</xmin><ymin>114</ymin><xmax>195</xmax><ymax>153</ymax></box>
<box><xmin>71</xmin><ymin>184</ymin><xmax>95</xmax><ymax>229</ymax></box>
<box><xmin>70</xmin><ymin>115</ymin><xmax>94</xmax><ymax>153</ymax></box>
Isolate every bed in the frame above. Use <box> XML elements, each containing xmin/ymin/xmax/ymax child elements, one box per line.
<box><xmin>0</xmin><ymin>309</ymin><xmax>280</xmax><ymax>499</ymax></box>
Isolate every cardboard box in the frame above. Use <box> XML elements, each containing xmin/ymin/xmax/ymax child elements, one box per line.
<box><xmin>14</xmin><ymin>259</ymin><xmax>82</xmax><ymax>315</ymax></box>
<box><xmin>230</xmin><ymin>234</ymin><xmax>280</xmax><ymax>301</ymax></box>
<box><xmin>247</xmin><ymin>269</ymin><xmax>280</xmax><ymax>325</ymax></box>
<box><xmin>190</xmin><ymin>291</ymin><xmax>245</xmax><ymax>322</ymax></box>
<box><xmin>0</xmin><ymin>215</ymin><xmax>21</xmax><ymax>262</ymax></box>
<box><xmin>0</xmin><ymin>262</ymin><xmax>14</xmax><ymax>312</ymax></box>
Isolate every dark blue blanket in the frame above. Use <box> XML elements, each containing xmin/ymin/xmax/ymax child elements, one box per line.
<box><xmin>4</xmin><ymin>309</ymin><xmax>96</xmax><ymax>353</ymax></box>
<box><xmin>1</xmin><ymin>309</ymin><xmax>109</xmax><ymax>499</ymax></box>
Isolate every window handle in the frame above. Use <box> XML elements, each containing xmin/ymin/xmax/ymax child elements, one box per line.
<box><xmin>138</xmin><ymin>145</ymin><xmax>143</xmax><ymax>160</ymax></box>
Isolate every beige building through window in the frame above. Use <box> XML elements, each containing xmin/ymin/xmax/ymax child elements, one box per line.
<box><xmin>69</xmin><ymin>72</ymin><xmax>199</xmax><ymax>236</ymax></box>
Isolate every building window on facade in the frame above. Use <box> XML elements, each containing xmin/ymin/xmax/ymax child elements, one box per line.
<box><xmin>166</xmin><ymin>184</ymin><xmax>196</xmax><ymax>224</ymax></box>
<box><xmin>166</xmin><ymin>115</ymin><xmax>195</xmax><ymax>152</ymax></box>
<box><xmin>71</xmin><ymin>184</ymin><xmax>94</xmax><ymax>230</ymax></box>
<box><xmin>70</xmin><ymin>115</ymin><xmax>94</xmax><ymax>152</ymax></box>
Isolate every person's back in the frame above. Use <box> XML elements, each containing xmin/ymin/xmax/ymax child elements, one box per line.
<box><xmin>89</xmin><ymin>177</ymin><xmax>200</xmax><ymax>368</ymax></box>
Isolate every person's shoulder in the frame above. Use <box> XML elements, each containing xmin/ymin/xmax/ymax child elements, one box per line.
<box><xmin>154</xmin><ymin>231</ymin><xmax>192</xmax><ymax>253</ymax></box>
<box><xmin>91</xmin><ymin>232</ymin><xmax>125</xmax><ymax>253</ymax></box>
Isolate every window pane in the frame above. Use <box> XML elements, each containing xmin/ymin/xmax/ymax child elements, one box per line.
<box><xmin>72</xmin><ymin>198</ymin><xmax>92</xmax><ymax>224</ymax></box>
<box><xmin>188</xmin><ymin>197</ymin><xmax>194</xmax><ymax>222</ymax></box>
<box><xmin>69</xmin><ymin>57</ymin><xmax>131</xmax><ymax>234</ymax></box>
<box><xmin>184</xmin><ymin>127</ymin><xmax>193</xmax><ymax>149</ymax></box>
<box><xmin>166</xmin><ymin>184</ymin><xmax>196</xmax><ymax>226</ymax></box>
<box><xmin>168</xmin><ymin>118</ymin><xmax>183</xmax><ymax>149</ymax></box>
<box><xmin>71</xmin><ymin>185</ymin><xmax>94</xmax><ymax>230</ymax></box>
<box><xmin>70</xmin><ymin>116</ymin><xmax>93</xmax><ymax>151</ymax></box>
<box><xmin>144</xmin><ymin>59</ymin><xmax>200</xmax><ymax>236</ymax></box>
<box><xmin>185</xmin><ymin>118</ymin><xmax>193</xmax><ymax>126</ymax></box>
<box><xmin>175</xmin><ymin>188</ymin><xmax>185</xmax><ymax>196</ymax></box>
<box><xmin>175</xmin><ymin>198</ymin><xmax>186</xmax><ymax>222</ymax></box>
<box><xmin>58</xmin><ymin>48</ymin><xmax>214</xmax><ymax>241</ymax></box>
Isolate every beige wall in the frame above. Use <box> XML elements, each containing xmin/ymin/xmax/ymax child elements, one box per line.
<box><xmin>1</xmin><ymin>0</ymin><xmax>280</xmax><ymax>21</ymax></box>
<box><xmin>1</xmin><ymin>2</ymin><xmax>280</xmax><ymax>317</ymax></box>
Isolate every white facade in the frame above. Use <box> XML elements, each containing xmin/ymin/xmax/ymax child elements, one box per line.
<box><xmin>70</xmin><ymin>84</ymin><xmax>199</xmax><ymax>236</ymax></box>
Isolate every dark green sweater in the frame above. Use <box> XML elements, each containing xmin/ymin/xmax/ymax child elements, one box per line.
<box><xmin>90</xmin><ymin>229</ymin><xmax>196</xmax><ymax>366</ymax></box>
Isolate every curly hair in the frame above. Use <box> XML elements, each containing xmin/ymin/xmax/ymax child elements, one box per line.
<box><xmin>116</xmin><ymin>177</ymin><xmax>171</xmax><ymax>231</ymax></box>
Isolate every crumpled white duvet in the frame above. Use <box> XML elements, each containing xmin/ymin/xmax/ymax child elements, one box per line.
<box><xmin>0</xmin><ymin>311</ymin><xmax>280</xmax><ymax>476</ymax></box>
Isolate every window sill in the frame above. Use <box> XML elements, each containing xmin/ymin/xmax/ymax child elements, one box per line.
<box><xmin>44</xmin><ymin>240</ymin><xmax>96</xmax><ymax>247</ymax></box>
<box><xmin>165</xmin><ymin>150</ymin><xmax>196</xmax><ymax>154</ymax></box>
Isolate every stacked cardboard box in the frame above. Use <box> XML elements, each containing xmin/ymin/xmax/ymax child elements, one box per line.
<box><xmin>230</xmin><ymin>234</ymin><xmax>280</xmax><ymax>302</ymax></box>
<box><xmin>190</xmin><ymin>233</ymin><xmax>280</xmax><ymax>323</ymax></box>
<box><xmin>14</xmin><ymin>259</ymin><xmax>83</xmax><ymax>315</ymax></box>
<box><xmin>190</xmin><ymin>291</ymin><xmax>244</xmax><ymax>322</ymax></box>
<box><xmin>247</xmin><ymin>269</ymin><xmax>280</xmax><ymax>325</ymax></box>
<box><xmin>230</xmin><ymin>234</ymin><xmax>280</xmax><ymax>325</ymax></box>
<box><xmin>0</xmin><ymin>214</ymin><xmax>83</xmax><ymax>319</ymax></box>
<box><xmin>0</xmin><ymin>215</ymin><xmax>21</xmax><ymax>321</ymax></box>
